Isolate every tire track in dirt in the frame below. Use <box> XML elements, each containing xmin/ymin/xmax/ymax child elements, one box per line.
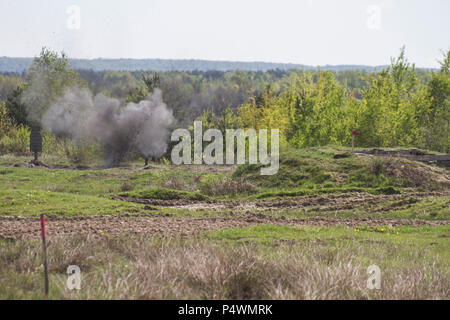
<box><xmin>0</xmin><ymin>214</ymin><xmax>448</xmax><ymax>240</ymax></box>
<box><xmin>113</xmin><ymin>191</ymin><xmax>448</xmax><ymax>213</ymax></box>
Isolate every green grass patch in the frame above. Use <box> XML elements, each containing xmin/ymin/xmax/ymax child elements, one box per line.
<box><xmin>233</xmin><ymin>146</ymin><xmax>448</xmax><ymax>197</ymax></box>
<box><xmin>120</xmin><ymin>188</ymin><xmax>206</xmax><ymax>201</ymax></box>
<box><xmin>253</xmin><ymin>186</ymin><xmax>401</xmax><ymax>199</ymax></box>
<box><xmin>0</xmin><ymin>189</ymin><xmax>145</xmax><ymax>216</ymax></box>
<box><xmin>205</xmin><ymin>224</ymin><xmax>450</xmax><ymax>261</ymax></box>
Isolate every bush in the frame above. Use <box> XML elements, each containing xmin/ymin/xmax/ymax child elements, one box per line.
<box><xmin>370</xmin><ymin>159</ymin><xmax>385</xmax><ymax>176</ymax></box>
<box><xmin>119</xmin><ymin>181</ymin><xmax>134</xmax><ymax>192</ymax></box>
<box><xmin>122</xmin><ymin>188</ymin><xmax>206</xmax><ymax>201</ymax></box>
<box><xmin>200</xmin><ymin>174</ymin><xmax>256</xmax><ymax>196</ymax></box>
<box><xmin>162</xmin><ymin>177</ymin><xmax>186</xmax><ymax>190</ymax></box>
<box><xmin>0</xmin><ymin>125</ymin><xmax>30</xmax><ymax>156</ymax></box>
<box><xmin>372</xmin><ymin>186</ymin><xmax>401</xmax><ymax>195</ymax></box>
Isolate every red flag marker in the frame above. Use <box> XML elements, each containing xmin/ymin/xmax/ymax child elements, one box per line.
<box><xmin>40</xmin><ymin>215</ymin><xmax>46</xmax><ymax>238</ymax></box>
<box><xmin>40</xmin><ymin>214</ymin><xmax>49</xmax><ymax>299</ymax></box>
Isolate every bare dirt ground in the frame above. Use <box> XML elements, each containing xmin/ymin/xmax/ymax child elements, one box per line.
<box><xmin>1</xmin><ymin>162</ymin><xmax>448</xmax><ymax>240</ymax></box>
<box><xmin>113</xmin><ymin>191</ymin><xmax>448</xmax><ymax>213</ymax></box>
<box><xmin>1</xmin><ymin>213</ymin><xmax>448</xmax><ymax>240</ymax></box>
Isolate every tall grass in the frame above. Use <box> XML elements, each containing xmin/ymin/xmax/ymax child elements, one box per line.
<box><xmin>0</xmin><ymin>236</ymin><xmax>448</xmax><ymax>300</ymax></box>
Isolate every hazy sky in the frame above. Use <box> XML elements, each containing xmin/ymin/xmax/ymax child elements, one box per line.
<box><xmin>0</xmin><ymin>0</ymin><xmax>448</xmax><ymax>67</ymax></box>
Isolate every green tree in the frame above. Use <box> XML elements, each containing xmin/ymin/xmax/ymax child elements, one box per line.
<box><xmin>126</xmin><ymin>72</ymin><xmax>160</xmax><ymax>103</ymax></box>
<box><xmin>424</xmin><ymin>50</ymin><xmax>450</xmax><ymax>152</ymax></box>
<box><xmin>358</xmin><ymin>47</ymin><xmax>429</xmax><ymax>147</ymax></box>
<box><xmin>19</xmin><ymin>47</ymin><xmax>79</xmax><ymax>127</ymax></box>
<box><xmin>4</xmin><ymin>86</ymin><xmax>27</xmax><ymax>126</ymax></box>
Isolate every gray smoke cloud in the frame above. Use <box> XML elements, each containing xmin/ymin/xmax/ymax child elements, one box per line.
<box><xmin>44</xmin><ymin>87</ymin><xmax>174</xmax><ymax>167</ymax></box>
<box><xmin>22</xmin><ymin>74</ymin><xmax>174</xmax><ymax>167</ymax></box>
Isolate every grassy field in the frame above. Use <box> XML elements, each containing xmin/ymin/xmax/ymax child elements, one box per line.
<box><xmin>0</xmin><ymin>146</ymin><xmax>448</xmax><ymax>299</ymax></box>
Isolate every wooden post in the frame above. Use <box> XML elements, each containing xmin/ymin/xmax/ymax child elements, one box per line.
<box><xmin>40</xmin><ymin>214</ymin><xmax>49</xmax><ymax>299</ymax></box>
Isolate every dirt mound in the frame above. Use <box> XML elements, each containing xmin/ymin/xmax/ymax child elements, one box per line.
<box><xmin>358</xmin><ymin>148</ymin><xmax>450</xmax><ymax>167</ymax></box>
<box><xmin>381</xmin><ymin>158</ymin><xmax>450</xmax><ymax>188</ymax></box>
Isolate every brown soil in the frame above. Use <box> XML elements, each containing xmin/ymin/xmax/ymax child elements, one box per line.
<box><xmin>0</xmin><ymin>214</ymin><xmax>448</xmax><ymax>240</ymax></box>
<box><xmin>113</xmin><ymin>191</ymin><xmax>448</xmax><ymax>213</ymax></box>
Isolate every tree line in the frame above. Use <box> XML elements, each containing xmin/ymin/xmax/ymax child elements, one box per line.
<box><xmin>203</xmin><ymin>48</ymin><xmax>449</xmax><ymax>153</ymax></box>
<box><xmin>0</xmin><ymin>47</ymin><xmax>448</xmax><ymax>160</ymax></box>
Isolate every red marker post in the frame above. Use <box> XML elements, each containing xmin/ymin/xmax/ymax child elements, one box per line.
<box><xmin>351</xmin><ymin>130</ymin><xmax>360</xmax><ymax>153</ymax></box>
<box><xmin>40</xmin><ymin>214</ymin><xmax>49</xmax><ymax>299</ymax></box>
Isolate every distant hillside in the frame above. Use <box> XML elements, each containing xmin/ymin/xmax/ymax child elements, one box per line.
<box><xmin>0</xmin><ymin>57</ymin><xmax>389</xmax><ymax>73</ymax></box>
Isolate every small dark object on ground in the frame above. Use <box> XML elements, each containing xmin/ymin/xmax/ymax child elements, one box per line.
<box><xmin>28</xmin><ymin>160</ymin><xmax>49</xmax><ymax>168</ymax></box>
<box><xmin>142</xmin><ymin>165</ymin><xmax>158</xmax><ymax>170</ymax></box>
<box><xmin>144</xmin><ymin>156</ymin><xmax>160</xmax><ymax>166</ymax></box>
<box><xmin>75</xmin><ymin>165</ymin><xmax>90</xmax><ymax>170</ymax></box>
<box><xmin>333</xmin><ymin>153</ymin><xmax>351</xmax><ymax>159</ymax></box>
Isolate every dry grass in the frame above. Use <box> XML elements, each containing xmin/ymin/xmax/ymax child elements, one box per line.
<box><xmin>162</xmin><ymin>177</ymin><xmax>186</xmax><ymax>190</ymax></box>
<box><xmin>200</xmin><ymin>178</ymin><xmax>256</xmax><ymax>196</ymax></box>
<box><xmin>161</xmin><ymin>174</ymin><xmax>256</xmax><ymax>196</ymax></box>
<box><xmin>376</xmin><ymin>157</ymin><xmax>450</xmax><ymax>189</ymax></box>
<box><xmin>0</xmin><ymin>235</ymin><xmax>448</xmax><ymax>300</ymax></box>
<box><xmin>119</xmin><ymin>181</ymin><xmax>134</xmax><ymax>192</ymax></box>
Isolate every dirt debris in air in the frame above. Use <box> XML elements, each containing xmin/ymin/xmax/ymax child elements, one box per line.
<box><xmin>0</xmin><ymin>214</ymin><xmax>448</xmax><ymax>240</ymax></box>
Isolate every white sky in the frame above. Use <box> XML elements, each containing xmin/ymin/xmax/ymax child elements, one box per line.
<box><xmin>0</xmin><ymin>0</ymin><xmax>449</xmax><ymax>68</ymax></box>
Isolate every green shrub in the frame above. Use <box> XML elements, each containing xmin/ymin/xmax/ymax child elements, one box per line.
<box><xmin>372</xmin><ymin>186</ymin><xmax>401</xmax><ymax>195</ymax></box>
<box><xmin>200</xmin><ymin>174</ymin><xmax>256</xmax><ymax>196</ymax></box>
<box><xmin>122</xmin><ymin>188</ymin><xmax>206</xmax><ymax>201</ymax></box>
<box><xmin>370</xmin><ymin>159</ymin><xmax>385</xmax><ymax>176</ymax></box>
<box><xmin>0</xmin><ymin>125</ymin><xmax>30</xmax><ymax>155</ymax></box>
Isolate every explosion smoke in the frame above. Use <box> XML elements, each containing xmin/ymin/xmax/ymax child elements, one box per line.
<box><xmin>22</xmin><ymin>71</ymin><xmax>174</xmax><ymax>167</ymax></box>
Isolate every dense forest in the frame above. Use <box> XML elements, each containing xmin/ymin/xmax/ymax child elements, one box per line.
<box><xmin>0</xmin><ymin>47</ymin><xmax>448</xmax><ymax>162</ymax></box>
<box><xmin>0</xmin><ymin>56</ymin><xmax>396</xmax><ymax>73</ymax></box>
